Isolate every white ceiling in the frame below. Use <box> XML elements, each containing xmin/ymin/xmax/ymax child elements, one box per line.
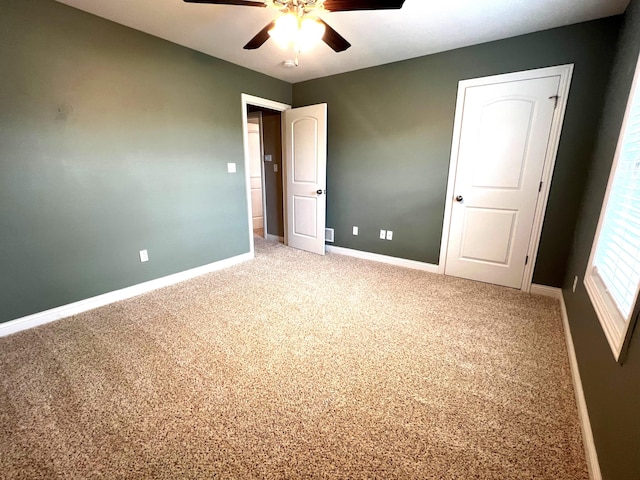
<box><xmin>54</xmin><ymin>0</ymin><xmax>629</xmax><ymax>83</ymax></box>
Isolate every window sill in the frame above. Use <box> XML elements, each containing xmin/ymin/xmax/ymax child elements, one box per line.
<box><xmin>583</xmin><ymin>271</ymin><xmax>630</xmax><ymax>362</ymax></box>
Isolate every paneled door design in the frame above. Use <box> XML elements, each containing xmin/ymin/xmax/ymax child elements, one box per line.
<box><xmin>247</xmin><ymin>115</ymin><xmax>264</xmax><ymax>233</ymax></box>
<box><xmin>283</xmin><ymin>103</ymin><xmax>327</xmax><ymax>255</ymax></box>
<box><xmin>444</xmin><ymin>72</ymin><xmax>565</xmax><ymax>288</ymax></box>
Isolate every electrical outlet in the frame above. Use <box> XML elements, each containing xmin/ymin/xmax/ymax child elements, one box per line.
<box><xmin>274</xmin><ymin>164</ymin><xmax>278</xmax><ymax>172</ymax></box>
<box><xmin>139</xmin><ymin>249</ymin><xmax>149</xmax><ymax>263</ymax></box>
<box><xmin>380</xmin><ymin>229</ymin><xmax>386</xmax><ymax>239</ymax></box>
<box><xmin>353</xmin><ymin>226</ymin><xmax>358</xmax><ymax>235</ymax></box>
<box><xmin>386</xmin><ymin>230</ymin><xmax>393</xmax><ymax>240</ymax></box>
<box><xmin>572</xmin><ymin>275</ymin><xmax>578</xmax><ymax>293</ymax></box>
<box><xmin>227</xmin><ymin>162</ymin><xmax>236</xmax><ymax>173</ymax></box>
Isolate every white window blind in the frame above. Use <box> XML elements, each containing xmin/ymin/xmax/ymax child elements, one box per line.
<box><xmin>585</xmin><ymin>50</ymin><xmax>640</xmax><ymax>360</ymax></box>
<box><xmin>593</xmin><ymin>82</ymin><xmax>640</xmax><ymax>319</ymax></box>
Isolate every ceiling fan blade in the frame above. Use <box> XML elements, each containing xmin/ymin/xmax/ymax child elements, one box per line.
<box><xmin>319</xmin><ymin>19</ymin><xmax>351</xmax><ymax>52</ymax></box>
<box><xmin>183</xmin><ymin>0</ymin><xmax>265</xmax><ymax>6</ymax></box>
<box><xmin>244</xmin><ymin>21</ymin><xmax>276</xmax><ymax>50</ymax></box>
<box><xmin>323</xmin><ymin>0</ymin><xmax>405</xmax><ymax>11</ymax></box>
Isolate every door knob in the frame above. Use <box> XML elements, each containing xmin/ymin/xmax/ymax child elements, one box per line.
<box><xmin>455</xmin><ymin>195</ymin><xmax>464</xmax><ymax>202</ymax></box>
<box><xmin>317</xmin><ymin>189</ymin><xmax>324</xmax><ymax>195</ymax></box>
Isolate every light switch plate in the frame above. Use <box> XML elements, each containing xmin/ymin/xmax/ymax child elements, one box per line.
<box><xmin>353</xmin><ymin>226</ymin><xmax>358</xmax><ymax>235</ymax></box>
<box><xmin>139</xmin><ymin>249</ymin><xmax>149</xmax><ymax>262</ymax></box>
<box><xmin>274</xmin><ymin>164</ymin><xmax>278</xmax><ymax>172</ymax></box>
<box><xmin>386</xmin><ymin>230</ymin><xmax>393</xmax><ymax>240</ymax></box>
<box><xmin>264</xmin><ymin>154</ymin><xmax>272</xmax><ymax>162</ymax></box>
<box><xmin>227</xmin><ymin>163</ymin><xmax>236</xmax><ymax>173</ymax></box>
<box><xmin>380</xmin><ymin>230</ymin><xmax>386</xmax><ymax>239</ymax></box>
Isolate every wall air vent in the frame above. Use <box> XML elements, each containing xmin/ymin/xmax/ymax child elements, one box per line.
<box><xmin>325</xmin><ymin>228</ymin><xmax>335</xmax><ymax>243</ymax></box>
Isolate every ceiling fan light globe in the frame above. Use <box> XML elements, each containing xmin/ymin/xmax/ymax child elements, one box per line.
<box><xmin>268</xmin><ymin>13</ymin><xmax>298</xmax><ymax>48</ymax></box>
<box><xmin>297</xmin><ymin>17</ymin><xmax>325</xmax><ymax>52</ymax></box>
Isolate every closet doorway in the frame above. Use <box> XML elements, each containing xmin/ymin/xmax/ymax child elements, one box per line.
<box><xmin>245</xmin><ymin>104</ymin><xmax>285</xmax><ymax>243</ymax></box>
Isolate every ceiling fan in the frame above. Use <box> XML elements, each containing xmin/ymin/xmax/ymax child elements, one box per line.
<box><xmin>182</xmin><ymin>0</ymin><xmax>406</xmax><ymax>54</ymax></box>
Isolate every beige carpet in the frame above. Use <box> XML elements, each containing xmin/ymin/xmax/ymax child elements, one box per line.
<box><xmin>0</xmin><ymin>237</ymin><xmax>588</xmax><ymax>479</ymax></box>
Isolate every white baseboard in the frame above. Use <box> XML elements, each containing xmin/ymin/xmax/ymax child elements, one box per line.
<box><xmin>0</xmin><ymin>252</ymin><xmax>254</xmax><ymax>338</ymax></box>
<box><xmin>326</xmin><ymin>245</ymin><xmax>439</xmax><ymax>273</ymax></box>
<box><xmin>266</xmin><ymin>234</ymin><xmax>284</xmax><ymax>243</ymax></box>
<box><xmin>558</xmin><ymin>291</ymin><xmax>602</xmax><ymax>480</ymax></box>
<box><xmin>530</xmin><ymin>283</ymin><xmax>564</xmax><ymax>299</ymax></box>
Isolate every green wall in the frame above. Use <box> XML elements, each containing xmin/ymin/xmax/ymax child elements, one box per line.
<box><xmin>563</xmin><ymin>0</ymin><xmax>640</xmax><ymax>478</ymax></box>
<box><xmin>0</xmin><ymin>0</ymin><xmax>290</xmax><ymax>323</ymax></box>
<box><xmin>293</xmin><ymin>19</ymin><xmax>621</xmax><ymax>287</ymax></box>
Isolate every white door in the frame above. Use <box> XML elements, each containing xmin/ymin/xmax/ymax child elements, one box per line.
<box><xmin>283</xmin><ymin>103</ymin><xmax>327</xmax><ymax>255</ymax></box>
<box><xmin>247</xmin><ymin>117</ymin><xmax>264</xmax><ymax>232</ymax></box>
<box><xmin>444</xmin><ymin>74</ymin><xmax>562</xmax><ymax>288</ymax></box>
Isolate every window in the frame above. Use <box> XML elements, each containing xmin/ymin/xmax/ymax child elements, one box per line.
<box><xmin>585</xmin><ymin>51</ymin><xmax>640</xmax><ymax>361</ymax></box>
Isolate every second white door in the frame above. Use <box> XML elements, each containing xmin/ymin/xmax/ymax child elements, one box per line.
<box><xmin>283</xmin><ymin>103</ymin><xmax>327</xmax><ymax>255</ymax></box>
<box><xmin>444</xmin><ymin>72</ymin><xmax>563</xmax><ymax>288</ymax></box>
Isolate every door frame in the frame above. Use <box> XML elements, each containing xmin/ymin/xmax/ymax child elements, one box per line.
<box><xmin>438</xmin><ymin>64</ymin><xmax>574</xmax><ymax>291</ymax></box>
<box><xmin>241</xmin><ymin>94</ymin><xmax>291</xmax><ymax>256</ymax></box>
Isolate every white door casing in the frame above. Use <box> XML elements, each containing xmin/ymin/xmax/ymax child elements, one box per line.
<box><xmin>440</xmin><ymin>65</ymin><xmax>574</xmax><ymax>290</ymax></box>
<box><xmin>283</xmin><ymin>103</ymin><xmax>328</xmax><ymax>255</ymax></box>
<box><xmin>241</xmin><ymin>94</ymin><xmax>291</xmax><ymax>256</ymax></box>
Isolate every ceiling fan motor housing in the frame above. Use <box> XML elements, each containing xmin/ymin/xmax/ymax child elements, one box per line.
<box><xmin>266</xmin><ymin>1</ymin><xmax>326</xmax><ymax>16</ymax></box>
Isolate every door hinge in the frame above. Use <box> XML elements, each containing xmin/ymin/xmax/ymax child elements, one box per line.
<box><xmin>549</xmin><ymin>95</ymin><xmax>559</xmax><ymax>109</ymax></box>
<box><xmin>539</xmin><ymin>181</ymin><xmax>543</xmax><ymax>192</ymax></box>
<box><xmin>525</xmin><ymin>255</ymin><xmax>529</xmax><ymax>266</ymax></box>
